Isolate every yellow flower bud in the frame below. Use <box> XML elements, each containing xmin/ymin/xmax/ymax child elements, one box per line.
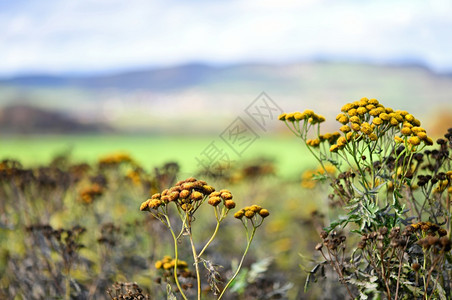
<box><xmin>294</xmin><ymin>112</ymin><xmax>304</xmax><ymax>120</ymax></box>
<box><xmin>286</xmin><ymin>113</ymin><xmax>295</xmax><ymax>122</ymax></box>
<box><xmin>425</xmin><ymin>137</ymin><xmax>434</xmax><ymax>145</ymax></box>
<box><xmin>258</xmin><ymin>209</ymin><xmax>270</xmax><ymax>218</ymax></box>
<box><xmin>341</xmin><ymin>103</ymin><xmax>354</xmax><ymax>112</ymax></box>
<box><xmin>348</xmin><ymin>108</ymin><xmax>357</xmax><ymax>116</ymax></box>
<box><xmin>234</xmin><ymin>210</ymin><xmax>245</xmax><ymax>219</ymax></box>
<box><xmin>408</xmin><ymin>136</ymin><xmax>421</xmax><ymax>146</ymax></box>
<box><xmin>411</xmin><ymin>127</ymin><xmax>425</xmax><ymax>134</ymax></box>
<box><xmin>390</xmin><ymin>118</ymin><xmax>399</xmax><ymax>126</ymax></box>
<box><xmin>340</xmin><ymin>125</ymin><xmax>351</xmax><ymax>133</ymax></box>
<box><xmin>401</xmin><ymin>127</ymin><xmax>412</xmax><ymax>136</ymax></box>
<box><xmin>337</xmin><ymin>136</ymin><xmax>347</xmax><ymax>146</ymax></box>
<box><xmin>303</xmin><ymin>109</ymin><xmax>315</xmax><ymax>117</ymax></box>
<box><xmin>357</xmin><ymin>107</ymin><xmax>367</xmax><ymax>115</ymax></box>
<box><xmin>394</xmin><ymin>136</ymin><xmax>404</xmax><ymax>143</ymax></box>
<box><xmin>351</xmin><ymin>123</ymin><xmax>361</xmax><ymax>131</ymax></box>
<box><xmin>372</xmin><ymin>117</ymin><xmax>383</xmax><ymax>126</ymax></box>
<box><xmin>379</xmin><ymin>113</ymin><xmax>390</xmax><ymax>121</ymax></box>
<box><xmin>417</xmin><ymin>132</ymin><xmax>427</xmax><ymax>140</ymax></box>
<box><xmin>368</xmin><ymin>98</ymin><xmax>379</xmax><ymax>105</ymax></box>
<box><xmin>245</xmin><ymin>210</ymin><xmax>255</xmax><ymax>218</ymax></box>
<box><xmin>360</xmin><ymin>122</ymin><xmax>373</xmax><ymax>135</ymax></box>
<box><xmin>155</xmin><ymin>260</ymin><xmax>163</xmax><ymax>269</ymax></box>
<box><xmin>405</xmin><ymin>114</ymin><xmax>414</xmax><ymax>122</ymax></box>
<box><xmin>346</xmin><ymin>132</ymin><xmax>354</xmax><ymax>141</ymax></box>
<box><xmin>140</xmin><ymin>200</ymin><xmax>150</xmax><ymax>211</ymax></box>
<box><xmin>208</xmin><ymin>196</ymin><xmax>221</xmax><ymax>206</ymax></box>
<box><xmin>225</xmin><ymin>200</ymin><xmax>236</xmax><ymax>209</ymax></box>
<box><xmin>191</xmin><ymin>191</ymin><xmax>203</xmax><ymax>201</ymax></box>
<box><xmin>349</xmin><ymin>116</ymin><xmax>360</xmax><ymax>123</ymax></box>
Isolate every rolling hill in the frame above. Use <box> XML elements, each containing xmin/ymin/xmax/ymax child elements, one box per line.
<box><xmin>1</xmin><ymin>62</ymin><xmax>451</xmax><ymax>134</ymax></box>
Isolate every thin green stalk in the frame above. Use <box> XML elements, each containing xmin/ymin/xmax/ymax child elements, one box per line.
<box><xmin>188</xmin><ymin>225</ymin><xmax>202</xmax><ymax>300</ymax></box>
<box><xmin>283</xmin><ymin>120</ymin><xmax>301</xmax><ymax>138</ymax></box>
<box><xmin>217</xmin><ymin>226</ymin><xmax>257</xmax><ymax>300</ymax></box>
<box><xmin>164</xmin><ymin>215</ymin><xmax>188</xmax><ymax>300</ymax></box>
<box><xmin>198</xmin><ymin>207</ymin><xmax>223</xmax><ymax>258</ymax></box>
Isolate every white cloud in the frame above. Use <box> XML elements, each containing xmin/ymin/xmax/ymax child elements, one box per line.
<box><xmin>0</xmin><ymin>0</ymin><xmax>451</xmax><ymax>75</ymax></box>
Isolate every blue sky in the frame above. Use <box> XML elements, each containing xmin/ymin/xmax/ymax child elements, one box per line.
<box><xmin>0</xmin><ymin>0</ymin><xmax>451</xmax><ymax>75</ymax></box>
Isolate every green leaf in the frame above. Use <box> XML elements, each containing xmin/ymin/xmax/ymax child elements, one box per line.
<box><xmin>248</xmin><ymin>257</ymin><xmax>272</xmax><ymax>283</ymax></box>
<box><xmin>324</xmin><ymin>216</ymin><xmax>349</xmax><ymax>232</ymax></box>
<box><xmin>348</xmin><ymin>276</ymin><xmax>379</xmax><ymax>289</ymax></box>
<box><xmin>431</xmin><ymin>277</ymin><xmax>447</xmax><ymax>300</ymax></box>
<box><xmin>312</xmin><ymin>173</ymin><xmax>328</xmax><ymax>182</ymax></box>
<box><xmin>229</xmin><ymin>268</ymin><xmax>249</xmax><ymax>294</ymax></box>
<box><xmin>304</xmin><ymin>263</ymin><xmax>325</xmax><ymax>292</ymax></box>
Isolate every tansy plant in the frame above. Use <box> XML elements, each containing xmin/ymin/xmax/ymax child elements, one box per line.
<box><xmin>140</xmin><ymin>177</ymin><xmax>269</xmax><ymax>300</ymax></box>
<box><xmin>281</xmin><ymin>98</ymin><xmax>452</xmax><ymax>299</ymax></box>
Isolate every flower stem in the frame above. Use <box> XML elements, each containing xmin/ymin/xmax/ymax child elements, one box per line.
<box><xmin>165</xmin><ymin>215</ymin><xmax>188</xmax><ymax>300</ymax></box>
<box><xmin>217</xmin><ymin>226</ymin><xmax>257</xmax><ymax>300</ymax></box>
<box><xmin>187</xmin><ymin>220</ymin><xmax>202</xmax><ymax>300</ymax></box>
<box><xmin>198</xmin><ymin>208</ymin><xmax>223</xmax><ymax>258</ymax></box>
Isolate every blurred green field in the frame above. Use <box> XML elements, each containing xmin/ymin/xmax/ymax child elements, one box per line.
<box><xmin>0</xmin><ymin>134</ymin><xmax>315</xmax><ymax>178</ymax></box>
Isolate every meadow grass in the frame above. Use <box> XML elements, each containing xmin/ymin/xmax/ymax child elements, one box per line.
<box><xmin>0</xmin><ymin>134</ymin><xmax>315</xmax><ymax>178</ymax></box>
<box><xmin>0</xmin><ymin>134</ymin><xmax>323</xmax><ymax>299</ymax></box>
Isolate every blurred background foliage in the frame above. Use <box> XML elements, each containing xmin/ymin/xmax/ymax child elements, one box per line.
<box><xmin>1</xmin><ymin>0</ymin><xmax>452</xmax><ymax>298</ymax></box>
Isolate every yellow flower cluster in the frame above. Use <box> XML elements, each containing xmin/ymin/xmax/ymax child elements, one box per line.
<box><xmin>207</xmin><ymin>189</ymin><xmax>236</xmax><ymax>209</ymax></box>
<box><xmin>234</xmin><ymin>205</ymin><xmax>269</xmax><ymax>219</ymax></box>
<box><xmin>140</xmin><ymin>177</ymin><xmax>235</xmax><ymax>212</ymax></box>
<box><xmin>154</xmin><ymin>255</ymin><xmax>189</xmax><ymax>271</ymax></box>
<box><xmin>126</xmin><ymin>170</ymin><xmax>142</xmax><ymax>185</ymax></box>
<box><xmin>79</xmin><ymin>183</ymin><xmax>103</xmax><ymax>204</ymax></box>
<box><xmin>434</xmin><ymin>178</ymin><xmax>450</xmax><ymax>194</ymax></box>
<box><xmin>330</xmin><ymin>97</ymin><xmax>433</xmax><ymax>152</ymax></box>
<box><xmin>278</xmin><ymin>109</ymin><xmax>326</xmax><ymax>125</ymax></box>
<box><xmin>447</xmin><ymin>171</ymin><xmax>452</xmax><ymax>194</ymax></box>
<box><xmin>305</xmin><ymin>132</ymin><xmax>341</xmax><ymax>148</ymax></box>
<box><xmin>410</xmin><ymin>221</ymin><xmax>448</xmax><ymax>236</ymax></box>
<box><xmin>98</xmin><ymin>152</ymin><xmax>133</xmax><ymax>165</ymax></box>
<box><xmin>301</xmin><ymin>164</ymin><xmax>336</xmax><ymax>189</ymax></box>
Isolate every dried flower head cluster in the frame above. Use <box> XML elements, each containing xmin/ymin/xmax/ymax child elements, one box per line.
<box><xmin>107</xmin><ymin>282</ymin><xmax>150</xmax><ymax>300</ymax></box>
<box><xmin>417</xmin><ymin>235</ymin><xmax>452</xmax><ymax>252</ymax></box>
<box><xmin>138</xmin><ymin>177</ymin><xmax>268</xmax><ymax>300</ymax></box>
<box><xmin>0</xmin><ymin>152</ymin><xmax>203</xmax><ymax>300</ymax></box>
<box><xmin>316</xmin><ymin>230</ymin><xmax>346</xmax><ymax>252</ymax></box>
<box><xmin>140</xmin><ymin>177</ymin><xmax>234</xmax><ymax>214</ymax></box>
<box><xmin>357</xmin><ymin>226</ymin><xmax>411</xmax><ymax>251</ymax></box>
<box><xmin>410</xmin><ymin>221</ymin><xmax>451</xmax><ymax>251</ymax></box>
<box><xmin>282</xmin><ymin>98</ymin><xmax>452</xmax><ymax>299</ymax></box>
<box><xmin>97</xmin><ymin>222</ymin><xmax>121</xmax><ymax>247</ymax></box>
<box><xmin>26</xmin><ymin>224</ymin><xmax>86</xmax><ymax>275</ymax></box>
